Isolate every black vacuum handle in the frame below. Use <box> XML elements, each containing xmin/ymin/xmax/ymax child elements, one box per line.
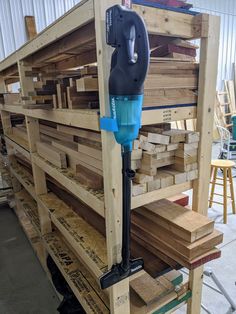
<box><xmin>106</xmin><ymin>5</ymin><xmax>150</xmax><ymax>95</ymax></box>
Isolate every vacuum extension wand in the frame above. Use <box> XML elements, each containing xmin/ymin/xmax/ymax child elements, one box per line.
<box><xmin>100</xmin><ymin>4</ymin><xmax>150</xmax><ymax>290</ymax></box>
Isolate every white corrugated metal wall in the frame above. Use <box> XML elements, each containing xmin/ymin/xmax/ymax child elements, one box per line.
<box><xmin>0</xmin><ymin>0</ymin><xmax>81</xmax><ymax>60</ymax></box>
<box><xmin>0</xmin><ymin>0</ymin><xmax>235</xmax><ymax>90</ymax></box>
<box><xmin>189</xmin><ymin>0</ymin><xmax>236</xmax><ymax>90</ymax></box>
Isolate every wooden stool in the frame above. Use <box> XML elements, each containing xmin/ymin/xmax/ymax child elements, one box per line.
<box><xmin>209</xmin><ymin>159</ymin><xmax>235</xmax><ymax>224</ymax></box>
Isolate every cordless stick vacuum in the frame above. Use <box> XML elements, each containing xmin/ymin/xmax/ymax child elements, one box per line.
<box><xmin>100</xmin><ymin>4</ymin><xmax>150</xmax><ymax>290</ymax></box>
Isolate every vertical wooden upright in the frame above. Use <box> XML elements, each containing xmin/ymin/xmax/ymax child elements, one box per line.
<box><xmin>94</xmin><ymin>1</ymin><xmax>130</xmax><ymax>313</ymax></box>
<box><xmin>188</xmin><ymin>13</ymin><xmax>220</xmax><ymax>314</ymax></box>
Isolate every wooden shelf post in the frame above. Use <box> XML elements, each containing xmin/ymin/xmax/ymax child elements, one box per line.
<box><xmin>94</xmin><ymin>1</ymin><xmax>130</xmax><ymax>313</ymax></box>
<box><xmin>188</xmin><ymin>14</ymin><xmax>220</xmax><ymax>314</ymax></box>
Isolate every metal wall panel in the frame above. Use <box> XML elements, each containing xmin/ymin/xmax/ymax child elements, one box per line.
<box><xmin>0</xmin><ymin>0</ymin><xmax>82</xmax><ymax>62</ymax></box>
<box><xmin>189</xmin><ymin>0</ymin><xmax>236</xmax><ymax>90</ymax></box>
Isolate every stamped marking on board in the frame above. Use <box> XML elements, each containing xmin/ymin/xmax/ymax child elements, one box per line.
<box><xmin>163</xmin><ymin>109</ymin><xmax>172</xmax><ymax>122</ymax></box>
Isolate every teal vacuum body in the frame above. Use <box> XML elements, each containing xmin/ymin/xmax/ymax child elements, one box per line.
<box><xmin>100</xmin><ymin>4</ymin><xmax>149</xmax><ymax>289</ymax></box>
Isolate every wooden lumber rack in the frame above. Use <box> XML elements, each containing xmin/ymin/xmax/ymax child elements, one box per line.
<box><xmin>0</xmin><ymin>1</ymin><xmax>220</xmax><ymax>313</ymax></box>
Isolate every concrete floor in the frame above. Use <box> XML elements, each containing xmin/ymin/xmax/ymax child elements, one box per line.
<box><xmin>0</xmin><ymin>142</ymin><xmax>235</xmax><ymax>314</ymax></box>
<box><xmin>0</xmin><ymin>206</ymin><xmax>59</xmax><ymax>314</ymax></box>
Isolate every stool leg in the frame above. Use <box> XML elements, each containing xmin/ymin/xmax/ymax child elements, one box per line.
<box><xmin>209</xmin><ymin>167</ymin><xmax>217</xmax><ymax>208</ymax></box>
<box><xmin>228</xmin><ymin>168</ymin><xmax>236</xmax><ymax>214</ymax></box>
<box><xmin>223</xmin><ymin>168</ymin><xmax>228</xmax><ymax>224</ymax></box>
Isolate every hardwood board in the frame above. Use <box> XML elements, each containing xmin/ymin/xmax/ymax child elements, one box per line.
<box><xmin>139</xmin><ymin>199</ymin><xmax>214</xmax><ymax>242</ymax></box>
<box><xmin>36</xmin><ymin>141</ymin><xmax>67</xmax><ymax>169</ymax></box>
<box><xmin>76</xmin><ymin>164</ymin><xmax>103</xmax><ymax>190</ymax></box>
<box><xmin>132</xmin><ymin>213</ymin><xmax>223</xmax><ymax>259</ymax></box>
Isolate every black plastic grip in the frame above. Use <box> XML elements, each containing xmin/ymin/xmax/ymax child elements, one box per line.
<box><xmin>106</xmin><ymin>5</ymin><xmax>150</xmax><ymax>96</ymax></box>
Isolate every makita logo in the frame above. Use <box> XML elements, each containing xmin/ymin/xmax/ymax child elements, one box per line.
<box><xmin>111</xmin><ymin>97</ymin><xmax>116</xmax><ymax>119</ymax></box>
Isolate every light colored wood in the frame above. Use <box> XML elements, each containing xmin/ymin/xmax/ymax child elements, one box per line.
<box><xmin>5</xmin><ymin>135</ymin><xmax>30</xmax><ymax>160</ymax></box>
<box><xmin>25</xmin><ymin>116</ymin><xmax>51</xmax><ymax>236</ymax></box>
<box><xmin>209</xmin><ymin>166</ymin><xmax>217</xmax><ymax>208</ymax></box>
<box><xmin>76</xmin><ymin>76</ymin><xmax>98</xmax><ymax>92</ymax></box>
<box><xmin>57</xmin><ymin>124</ymin><xmax>101</xmax><ymax>141</ymax></box>
<box><xmin>189</xmin><ymin>14</ymin><xmax>220</xmax><ymax>314</ymax></box>
<box><xmin>32</xmin><ymin>153</ymin><xmax>105</xmax><ymax>217</ymax></box>
<box><xmin>133</xmin><ymin>4</ymin><xmax>201</xmax><ymax>39</ymax></box>
<box><xmin>229</xmin><ymin>168</ymin><xmax>236</xmax><ymax>214</ymax></box>
<box><xmin>36</xmin><ymin>141</ymin><xmax>67</xmax><ymax>169</ymax></box>
<box><xmin>211</xmin><ymin>159</ymin><xmax>235</xmax><ymax>168</ymax></box>
<box><xmin>78</xmin><ymin>143</ymin><xmax>102</xmax><ymax>161</ymax></box>
<box><xmin>94</xmin><ymin>0</ymin><xmax>130</xmax><ymax>313</ymax></box>
<box><xmin>147</xmin><ymin>132</ymin><xmax>170</xmax><ymax>145</ymax></box>
<box><xmin>1</xmin><ymin>110</ymin><xmax>12</xmax><ymax>135</ymax></box>
<box><xmin>142</xmin><ymin>106</ymin><xmax>197</xmax><ymax>126</ymax></box>
<box><xmin>0</xmin><ymin>104</ymin><xmax>100</xmax><ymax>131</ymax></box>
<box><xmin>223</xmin><ymin>168</ymin><xmax>228</xmax><ymax>224</ymax></box>
<box><xmin>52</xmin><ymin>140</ymin><xmax>103</xmax><ymax>170</ymax></box>
<box><xmin>131</xmin><ymin>181</ymin><xmax>192</xmax><ymax>209</ymax></box>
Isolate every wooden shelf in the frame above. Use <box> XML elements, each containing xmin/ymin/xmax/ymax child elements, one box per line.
<box><xmin>32</xmin><ymin>153</ymin><xmax>105</xmax><ymax>217</ymax></box>
<box><xmin>0</xmin><ymin>1</ymin><xmax>220</xmax><ymax>313</ymax></box>
<box><xmin>0</xmin><ymin>0</ymin><xmax>95</xmax><ymax>73</ymax></box>
<box><xmin>131</xmin><ymin>181</ymin><xmax>193</xmax><ymax>209</ymax></box>
<box><xmin>142</xmin><ymin>105</ymin><xmax>197</xmax><ymax>125</ymax></box>
<box><xmin>10</xmin><ymin>164</ymin><xmax>36</xmax><ymax>200</ymax></box>
<box><xmin>43</xmin><ymin>230</ymin><xmax>109</xmax><ymax>314</ymax></box>
<box><xmin>0</xmin><ymin>105</ymin><xmax>100</xmax><ymax>131</ymax></box>
<box><xmin>14</xmin><ymin>193</ymin><xmax>43</xmax><ymax>262</ymax></box>
<box><xmin>38</xmin><ymin>192</ymin><xmax>107</xmax><ymax>279</ymax></box>
<box><xmin>15</xmin><ymin>189</ymin><xmax>40</xmax><ymax>233</ymax></box>
<box><xmin>5</xmin><ymin>133</ymin><xmax>30</xmax><ymax>155</ymax></box>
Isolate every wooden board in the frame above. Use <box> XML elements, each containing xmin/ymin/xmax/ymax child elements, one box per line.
<box><xmin>139</xmin><ymin>199</ymin><xmax>214</xmax><ymax>242</ymax></box>
<box><xmin>76</xmin><ymin>164</ymin><xmax>103</xmax><ymax>190</ymax></box>
<box><xmin>78</xmin><ymin>143</ymin><xmax>102</xmax><ymax>161</ymax></box>
<box><xmin>53</xmin><ymin>140</ymin><xmax>103</xmax><ymax>171</ymax></box>
<box><xmin>57</xmin><ymin>124</ymin><xmax>101</xmax><ymax>143</ymax></box>
<box><xmin>132</xmin><ymin>212</ymin><xmax>223</xmax><ymax>260</ymax></box>
<box><xmin>76</xmin><ymin>76</ymin><xmax>98</xmax><ymax>92</ymax></box>
<box><xmin>130</xmin><ymin>271</ymin><xmax>174</xmax><ymax>305</ymax></box>
<box><xmin>145</xmin><ymin>74</ymin><xmax>197</xmax><ymax>90</ymax></box>
<box><xmin>36</xmin><ymin>141</ymin><xmax>67</xmax><ymax>169</ymax></box>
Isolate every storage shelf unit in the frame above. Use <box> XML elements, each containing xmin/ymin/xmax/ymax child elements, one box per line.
<box><xmin>0</xmin><ymin>1</ymin><xmax>220</xmax><ymax>313</ymax></box>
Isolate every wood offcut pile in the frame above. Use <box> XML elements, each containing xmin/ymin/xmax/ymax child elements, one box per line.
<box><xmin>132</xmin><ymin>122</ymin><xmax>199</xmax><ymax>196</ymax></box>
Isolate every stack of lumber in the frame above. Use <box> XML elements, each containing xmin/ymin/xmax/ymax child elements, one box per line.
<box><xmin>132</xmin><ymin>123</ymin><xmax>199</xmax><ymax>196</ymax></box>
<box><xmin>151</xmin><ymin>39</ymin><xmax>198</xmax><ymax>61</ymax></box>
<box><xmin>143</xmin><ymin>59</ymin><xmax>198</xmax><ymax>108</ymax></box>
<box><xmin>131</xmin><ymin>199</ymin><xmax>223</xmax><ymax>269</ymax></box>
<box><xmin>130</xmin><ymin>269</ymin><xmax>191</xmax><ymax>314</ymax></box>
<box><xmin>56</xmin><ymin>66</ymin><xmax>99</xmax><ymax>109</ymax></box>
